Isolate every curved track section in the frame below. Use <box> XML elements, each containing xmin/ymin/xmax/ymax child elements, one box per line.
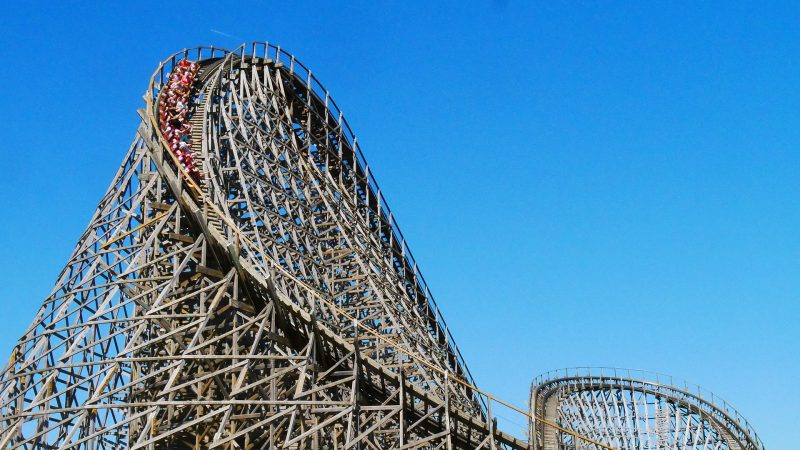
<box><xmin>0</xmin><ymin>44</ymin><xmax>526</xmax><ymax>449</ymax></box>
<box><xmin>530</xmin><ymin>368</ymin><xmax>764</xmax><ymax>450</ymax></box>
<box><xmin>192</xmin><ymin>44</ymin><xmax>480</xmax><ymax>411</ymax></box>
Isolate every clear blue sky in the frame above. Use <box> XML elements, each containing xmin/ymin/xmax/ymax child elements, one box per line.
<box><xmin>0</xmin><ymin>1</ymin><xmax>796</xmax><ymax>446</ymax></box>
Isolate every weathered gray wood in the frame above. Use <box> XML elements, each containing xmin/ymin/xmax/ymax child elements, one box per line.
<box><xmin>0</xmin><ymin>43</ymin><xmax>527</xmax><ymax>450</ymax></box>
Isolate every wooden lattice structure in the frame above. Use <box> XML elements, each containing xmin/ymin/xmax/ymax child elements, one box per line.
<box><xmin>0</xmin><ymin>43</ymin><xmax>533</xmax><ymax>449</ymax></box>
<box><xmin>530</xmin><ymin>368</ymin><xmax>765</xmax><ymax>450</ymax></box>
<box><xmin>0</xmin><ymin>43</ymin><xmax>765</xmax><ymax>450</ymax></box>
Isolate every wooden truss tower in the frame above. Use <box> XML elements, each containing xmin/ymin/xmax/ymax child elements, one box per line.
<box><xmin>0</xmin><ymin>44</ymin><xmax>531</xmax><ymax>449</ymax></box>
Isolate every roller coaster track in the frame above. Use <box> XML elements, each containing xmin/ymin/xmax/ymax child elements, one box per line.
<box><xmin>531</xmin><ymin>368</ymin><xmax>764</xmax><ymax>450</ymax></box>
<box><xmin>0</xmin><ymin>42</ymin><xmax>627</xmax><ymax>450</ymax></box>
<box><xmin>11</xmin><ymin>40</ymin><xmax>768</xmax><ymax>450</ymax></box>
